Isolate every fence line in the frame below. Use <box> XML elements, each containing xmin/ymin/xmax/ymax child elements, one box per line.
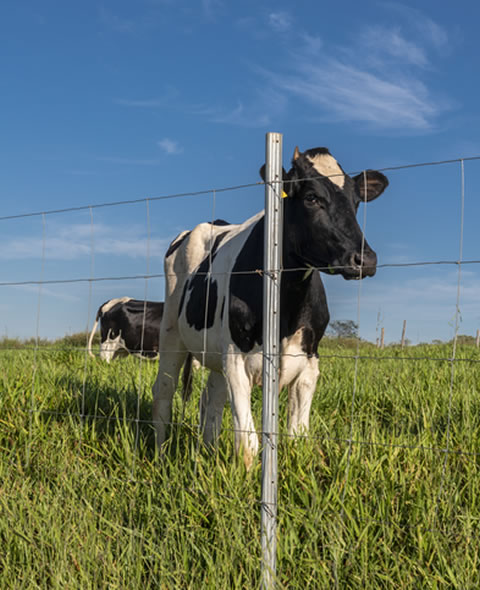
<box><xmin>2</xmin><ymin>259</ymin><xmax>480</xmax><ymax>289</ymax></box>
<box><xmin>23</xmin><ymin>406</ymin><xmax>480</xmax><ymax>458</ymax></box>
<box><xmin>2</xmin><ymin>142</ymin><xmax>480</xmax><ymax>586</ymax></box>
<box><xmin>2</xmin><ymin>154</ymin><xmax>480</xmax><ymax>224</ymax></box>
<box><xmin>3</xmin><ymin>343</ymin><xmax>480</xmax><ymax>364</ymax></box>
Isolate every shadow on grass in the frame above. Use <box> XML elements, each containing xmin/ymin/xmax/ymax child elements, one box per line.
<box><xmin>38</xmin><ymin>373</ymin><xmax>201</xmax><ymax>461</ymax></box>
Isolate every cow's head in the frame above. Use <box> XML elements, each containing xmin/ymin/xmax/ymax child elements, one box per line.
<box><xmin>262</xmin><ymin>146</ymin><xmax>388</xmax><ymax>279</ymax></box>
<box><xmin>99</xmin><ymin>325</ymin><xmax>127</xmax><ymax>362</ymax></box>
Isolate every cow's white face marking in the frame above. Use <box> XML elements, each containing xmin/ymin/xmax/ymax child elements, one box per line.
<box><xmin>306</xmin><ymin>153</ymin><xmax>345</xmax><ymax>189</ymax></box>
<box><xmin>100</xmin><ymin>331</ymin><xmax>126</xmax><ymax>363</ymax></box>
<box><xmin>101</xmin><ymin>297</ymin><xmax>132</xmax><ymax>315</ymax></box>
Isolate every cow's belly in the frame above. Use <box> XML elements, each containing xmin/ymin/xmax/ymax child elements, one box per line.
<box><xmin>178</xmin><ymin>319</ymin><xmax>224</xmax><ymax>372</ymax></box>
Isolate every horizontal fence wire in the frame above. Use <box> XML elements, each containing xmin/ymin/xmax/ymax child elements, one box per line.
<box><xmin>1</xmin><ymin>153</ymin><xmax>480</xmax><ymax>223</ymax></box>
<box><xmin>2</xmin><ymin>343</ymin><xmax>479</xmax><ymax>363</ymax></box>
<box><xmin>1</xmin><ymin>260</ymin><xmax>480</xmax><ymax>287</ymax></box>
<box><xmin>24</xmin><ymin>406</ymin><xmax>480</xmax><ymax>459</ymax></box>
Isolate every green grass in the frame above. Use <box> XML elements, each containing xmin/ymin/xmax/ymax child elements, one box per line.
<box><xmin>1</xmin><ymin>337</ymin><xmax>480</xmax><ymax>588</ymax></box>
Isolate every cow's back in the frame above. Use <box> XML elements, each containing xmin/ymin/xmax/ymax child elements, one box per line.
<box><xmin>161</xmin><ymin>215</ymin><xmax>262</xmax><ymax>368</ymax></box>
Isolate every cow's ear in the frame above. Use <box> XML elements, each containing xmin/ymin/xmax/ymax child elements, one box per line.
<box><xmin>353</xmin><ymin>170</ymin><xmax>389</xmax><ymax>202</ymax></box>
<box><xmin>259</xmin><ymin>165</ymin><xmax>291</xmax><ymax>197</ymax></box>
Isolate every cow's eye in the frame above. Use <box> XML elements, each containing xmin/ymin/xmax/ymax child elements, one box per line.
<box><xmin>305</xmin><ymin>193</ymin><xmax>317</xmax><ymax>203</ymax></box>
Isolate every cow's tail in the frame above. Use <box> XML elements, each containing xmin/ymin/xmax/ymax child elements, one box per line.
<box><xmin>87</xmin><ymin>310</ymin><xmax>101</xmax><ymax>359</ymax></box>
<box><xmin>181</xmin><ymin>353</ymin><xmax>195</xmax><ymax>402</ymax></box>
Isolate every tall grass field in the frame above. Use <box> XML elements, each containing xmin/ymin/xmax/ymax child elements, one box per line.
<box><xmin>1</xmin><ymin>336</ymin><xmax>480</xmax><ymax>588</ymax></box>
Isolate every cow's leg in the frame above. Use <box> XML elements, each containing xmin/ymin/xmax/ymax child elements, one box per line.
<box><xmin>224</xmin><ymin>356</ymin><xmax>258</xmax><ymax>470</ymax></box>
<box><xmin>287</xmin><ymin>356</ymin><xmax>319</xmax><ymax>434</ymax></box>
<box><xmin>200</xmin><ymin>370</ymin><xmax>228</xmax><ymax>446</ymax></box>
<box><xmin>152</xmin><ymin>344</ymin><xmax>186</xmax><ymax>449</ymax></box>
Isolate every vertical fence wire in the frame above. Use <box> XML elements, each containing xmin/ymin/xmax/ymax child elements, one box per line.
<box><xmin>26</xmin><ymin>213</ymin><xmax>47</xmax><ymax>467</ymax></box>
<box><xmin>81</xmin><ymin>206</ymin><xmax>95</xmax><ymax>423</ymax></box>
<box><xmin>131</xmin><ymin>199</ymin><xmax>152</xmax><ymax>480</ymax></box>
<box><xmin>332</xmin><ymin>170</ymin><xmax>370</xmax><ymax>587</ymax></box>
<box><xmin>434</xmin><ymin>159</ymin><xmax>465</xmax><ymax>525</ymax></box>
<box><xmin>192</xmin><ymin>188</ymin><xmax>217</xmax><ymax>479</ymax></box>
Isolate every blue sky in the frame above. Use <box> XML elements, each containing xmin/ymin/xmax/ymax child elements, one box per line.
<box><xmin>1</xmin><ymin>0</ymin><xmax>479</xmax><ymax>344</ymax></box>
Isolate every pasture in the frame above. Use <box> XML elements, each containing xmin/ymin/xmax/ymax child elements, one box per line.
<box><xmin>1</xmin><ymin>336</ymin><xmax>480</xmax><ymax>588</ymax></box>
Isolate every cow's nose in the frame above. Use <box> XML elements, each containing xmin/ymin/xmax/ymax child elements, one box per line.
<box><xmin>350</xmin><ymin>250</ymin><xmax>377</xmax><ymax>275</ymax></box>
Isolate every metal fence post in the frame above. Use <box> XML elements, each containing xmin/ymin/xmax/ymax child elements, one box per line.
<box><xmin>261</xmin><ymin>132</ymin><xmax>283</xmax><ymax>590</ymax></box>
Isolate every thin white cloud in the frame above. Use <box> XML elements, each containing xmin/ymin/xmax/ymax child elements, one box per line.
<box><xmin>202</xmin><ymin>0</ymin><xmax>223</xmax><ymax>20</ymax></box>
<box><xmin>203</xmin><ymin>8</ymin><xmax>450</xmax><ymax>132</ymax></box>
<box><xmin>384</xmin><ymin>3</ymin><xmax>449</xmax><ymax>51</ymax></box>
<box><xmin>6</xmin><ymin>284</ymin><xmax>81</xmax><ymax>302</ymax></box>
<box><xmin>0</xmin><ymin>223</ymin><xmax>168</xmax><ymax>260</ymax></box>
<box><xmin>98</xmin><ymin>7</ymin><xmax>136</xmax><ymax>33</ymax></box>
<box><xmin>271</xmin><ymin>59</ymin><xmax>439</xmax><ymax>129</ymax></box>
<box><xmin>193</xmin><ymin>90</ymin><xmax>288</xmax><ymax>128</ymax></box>
<box><xmin>301</xmin><ymin>33</ymin><xmax>323</xmax><ymax>55</ymax></box>
<box><xmin>157</xmin><ymin>138</ymin><xmax>183</xmax><ymax>155</ymax></box>
<box><xmin>97</xmin><ymin>156</ymin><xmax>162</xmax><ymax>166</ymax></box>
<box><xmin>268</xmin><ymin>12</ymin><xmax>292</xmax><ymax>33</ymax></box>
<box><xmin>260</xmin><ymin>10</ymin><xmax>450</xmax><ymax>131</ymax></box>
<box><xmin>115</xmin><ymin>98</ymin><xmax>168</xmax><ymax>108</ymax></box>
<box><xmin>361</xmin><ymin>26</ymin><xmax>429</xmax><ymax>67</ymax></box>
<box><xmin>114</xmin><ymin>87</ymin><xmax>178</xmax><ymax>108</ymax></box>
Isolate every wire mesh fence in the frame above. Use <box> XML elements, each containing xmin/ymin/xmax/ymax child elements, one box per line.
<box><xmin>2</xmin><ymin>141</ymin><xmax>480</xmax><ymax>587</ymax></box>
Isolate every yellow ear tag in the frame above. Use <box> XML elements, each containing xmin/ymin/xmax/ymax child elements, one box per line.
<box><xmin>282</xmin><ymin>190</ymin><xmax>288</xmax><ymax>198</ymax></box>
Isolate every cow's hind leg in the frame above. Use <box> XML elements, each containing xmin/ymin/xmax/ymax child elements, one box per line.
<box><xmin>200</xmin><ymin>370</ymin><xmax>228</xmax><ymax>446</ymax></box>
<box><xmin>152</xmin><ymin>345</ymin><xmax>187</xmax><ymax>450</ymax></box>
<box><xmin>287</xmin><ymin>356</ymin><xmax>320</xmax><ymax>435</ymax></box>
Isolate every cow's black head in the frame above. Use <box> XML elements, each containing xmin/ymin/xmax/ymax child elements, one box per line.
<box><xmin>262</xmin><ymin>146</ymin><xmax>388</xmax><ymax>280</ymax></box>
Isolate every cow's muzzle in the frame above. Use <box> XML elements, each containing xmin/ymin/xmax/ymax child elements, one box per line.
<box><xmin>342</xmin><ymin>249</ymin><xmax>377</xmax><ymax>279</ymax></box>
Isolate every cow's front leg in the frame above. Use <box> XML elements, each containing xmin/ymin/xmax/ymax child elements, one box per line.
<box><xmin>287</xmin><ymin>356</ymin><xmax>319</xmax><ymax>435</ymax></box>
<box><xmin>200</xmin><ymin>370</ymin><xmax>228</xmax><ymax>446</ymax></box>
<box><xmin>152</xmin><ymin>348</ymin><xmax>186</xmax><ymax>450</ymax></box>
<box><xmin>224</xmin><ymin>354</ymin><xmax>258</xmax><ymax>470</ymax></box>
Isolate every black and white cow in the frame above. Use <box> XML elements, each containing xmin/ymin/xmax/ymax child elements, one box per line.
<box><xmin>152</xmin><ymin>146</ymin><xmax>389</xmax><ymax>468</ymax></box>
<box><xmin>88</xmin><ymin>297</ymin><xmax>164</xmax><ymax>362</ymax></box>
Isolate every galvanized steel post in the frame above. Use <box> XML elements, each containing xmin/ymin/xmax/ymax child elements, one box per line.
<box><xmin>261</xmin><ymin>132</ymin><xmax>283</xmax><ymax>590</ymax></box>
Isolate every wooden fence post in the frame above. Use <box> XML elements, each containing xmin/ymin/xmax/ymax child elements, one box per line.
<box><xmin>401</xmin><ymin>320</ymin><xmax>407</xmax><ymax>349</ymax></box>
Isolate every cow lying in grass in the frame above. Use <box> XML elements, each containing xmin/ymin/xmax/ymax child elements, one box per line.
<box><xmin>153</xmin><ymin>146</ymin><xmax>389</xmax><ymax>468</ymax></box>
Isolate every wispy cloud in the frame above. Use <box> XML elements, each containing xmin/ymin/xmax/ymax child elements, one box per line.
<box><xmin>202</xmin><ymin>0</ymin><xmax>223</xmax><ymax>20</ymax></box>
<box><xmin>114</xmin><ymin>87</ymin><xmax>178</xmax><ymax>109</ymax></box>
<box><xmin>201</xmin><ymin>7</ymin><xmax>450</xmax><ymax>132</ymax></box>
<box><xmin>385</xmin><ymin>3</ymin><xmax>449</xmax><ymax>52</ymax></box>
<box><xmin>0</xmin><ymin>223</ymin><xmax>168</xmax><ymax>260</ymax></box>
<box><xmin>261</xmin><ymin>9</ymin><xmax>451</xmax><ymax>131</ymax></box>
<box><xmin>6</xmin><ymin>284</ymin><xmax>82</xmax><ymax>302</ymax></box>
<box><xmin>98</xmin><ymin>6</ymin><xmax>136</xmax><ymax>33</ymax></box>
<box><xmin>157</xmin><ymin>138</ymin><xmax>183</xmax><ymax>155</ymax></box>
<box><xmin>268</xmin><ymin>12</ymin><xmax>292</xmax><ymax>33</ymax></box>
<box><xmin>115</xmin><ymin>98</ymin><xmax>169</xmax><ymax>108</ymax></box>
<box><xmin>270</xmin><ymin>58</ymin><xmax>440</xmax><ymax>130</ymax></box>
<box><xmin>96</xmin><ymin>156</ymin><xmax>162</xmax><ymax>166</ymax></box>
<box><xmin>360</xmin><ymin>26</ymin><xmax>429</xmax><ymax>67</ymax></box>
<box><xmin>193</xmin><ymin>90</ymin><xmax>288</xmax><ymax>128</ymax></box>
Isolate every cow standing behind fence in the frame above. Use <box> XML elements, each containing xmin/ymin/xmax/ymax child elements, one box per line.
<box><xmin>88</xmin><ymin>297</ymin><xmax>164</xmax><ymax>362</ymax></box>
<box><xmin>152</xmin><ymin>146</ymin><xmax>389</xmax><ymax>468</ymax></box>
<box><xmin>88</xmin><ymin>297</ymin><xmax>196</xmax><ymax>400</ymax></box>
